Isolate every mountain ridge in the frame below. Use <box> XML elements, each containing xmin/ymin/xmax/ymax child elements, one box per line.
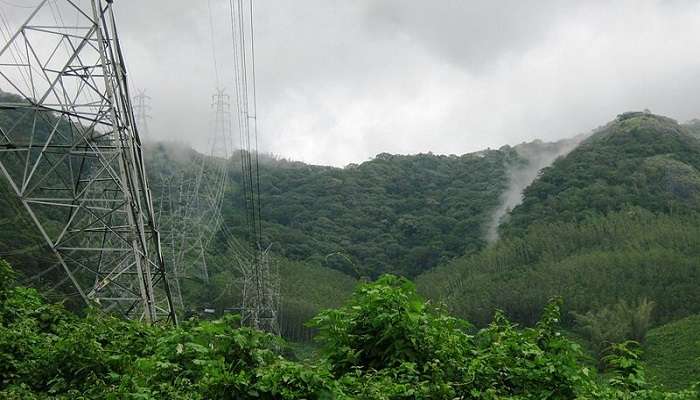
<box><xmin>500</xmin><ymin>112</ymin><xmax>700</xmax><ymax>237</ymax></box>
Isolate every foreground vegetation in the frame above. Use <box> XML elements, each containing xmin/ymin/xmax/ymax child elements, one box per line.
<box><xmin>1</xmin><ymin>259</ymin><xmax>697</xmax><ymax>399</ymax></box>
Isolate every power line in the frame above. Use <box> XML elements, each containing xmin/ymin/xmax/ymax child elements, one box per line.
<box><xmin>248</xmin><ymin>0</ymin><xmax>263</xmax><ymax>245</ymax></box>
<box><xmin>226</xmin><ymin>0</ymin><xmax>277</xmax><ymax>335</ymax></box>
<box><xmin>206</xmin><ymin>0</ymin><xmax>221</xmax><ymax>88</ymax></box>
<box><xmin>229</xmin><ymin>0</ymin><xmax>256</xmax><ymax>245</ymax></box>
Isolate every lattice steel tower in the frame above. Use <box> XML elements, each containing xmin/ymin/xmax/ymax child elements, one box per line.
<box><xmin>211</xmin><ymin>89</ymin><xmax>232</xmax><ymax>159</ymax></box>
<box><xmin>133</xmin><ymin>90</ymin><xmax>152</xmax><ymax>140</ymax></box>
<box><xmin>156</xmin><ymin>88</ymin><xmax>232</xmax><ymax>312</ymax></box>
<box><xmin>239</xmin><ymin>246</ymin><xmax>280</xmax><ymax>335</ymax></box>
<box><xmin>0</xmin><ymin>0</ymin><xmax>176</xmax><ymax>323</ymax></box>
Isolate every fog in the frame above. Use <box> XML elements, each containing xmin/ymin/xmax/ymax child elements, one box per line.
<box><xmin>485</xmin><ymin>136</ymin><xmax>585</xmax><ymax>242</ymax></box>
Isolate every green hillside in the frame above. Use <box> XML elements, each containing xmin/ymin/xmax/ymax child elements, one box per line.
<box><xmin>0</xmin><ymin>122</ymin><xmax>357</xmax><ymax>341</ymax></box>
<box><xmin>417</xmin><ymin>113</ymin><xmax>700</xmax><ymax>369</ymax></box>
<box><xmin>501</xmin><ymin>112</ymin><xmax>700</xmax><ymax>237</ymax></box>
<box><xmin>219</xmin><ymin>136</ymin><xmax>586</xmax><ymax>278</ymax></box>
<box><xmin>221</xmin><ymin>150</ymin><xmax>518</xmax><ymax>278</ymax></box>
<box><xmin>4</xmin><ymin>104</ymin><xmax>700</xmax><ymax>385</ymax></box>
<box><xmin>643</xmin><ymin>315</ymin><xmax>700</xmax><ymax>390</ymax></box>
<box><xmin>204</xmin><ymin>255</ymin><xmax>357</xmax><ymax>341</ymax></box>
<box><xmin>417</xmin><ymin>209</ymin><xmax>700</xmax><ymax>327</ymax></box>
<box><xmin>142</xmin><ymin>143</ymin><xmax>358</xmax><ymax>341</ymax></box>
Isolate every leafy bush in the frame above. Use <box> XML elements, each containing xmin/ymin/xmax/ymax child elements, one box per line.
<box><xmin>574</xmin><ymin>298</ymin><xmax>655</xmax><ymax>362</ymax></box>
<box><xmin>310</xmin><ymin>275</ymin><xmax>471</xmax><ymax>376</ymax></box>
<box><xmin>0</xmin><ymin>259</ymin><xmax>13</xmax><ymax>292</ymax></box>
<box><xmin>1</xmin><ymin>260</ymin><xmax>699</xmax><ymax>399</ymax></box>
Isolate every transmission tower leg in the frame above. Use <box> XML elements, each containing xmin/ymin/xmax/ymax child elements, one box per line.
<box><xmin>0</xmin><ymin>0</ymin><xmax>176</xmax><ymax>324</ymax></box>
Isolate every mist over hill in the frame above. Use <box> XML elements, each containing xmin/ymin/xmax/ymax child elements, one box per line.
<box><xmin>486</xmin><ymin>135</ymin><xmax>586</xmax><ymax>242</ymax></box>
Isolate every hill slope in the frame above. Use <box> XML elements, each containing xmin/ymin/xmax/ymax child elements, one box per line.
<box><xmin>220</xmin><ymin>139</ymin><xmax>582</xmax><ymax>278</ymax></box>
<box><xmin>418</xmin><ymin>113</ymin><xmax>700</xmax><ymax>331</ymax></box>
<box><xmin>643</xmin><ymin>314</ymin><xmax>700</xmax><ymax>390</ymax></box>
<box><xmin>501</xmin><ymin>112</ymin><xmax>700</xmax><ymax>237</ymax></box>
<box><xmin>221</xmin><ymin>150</ymin><xmax>517</xmax><ymax>278</ymax></box>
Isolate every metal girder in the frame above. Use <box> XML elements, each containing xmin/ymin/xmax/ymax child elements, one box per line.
<box><xmin>0</xmin><ymin>0</ymin><xmax>176</xmax><ymax>324</ymax></box>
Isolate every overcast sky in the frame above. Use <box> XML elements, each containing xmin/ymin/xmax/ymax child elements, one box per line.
<box><xmin>5</xmin><ymin>0</ymin><xmax>700</xmax><ymax>166</ymax></box>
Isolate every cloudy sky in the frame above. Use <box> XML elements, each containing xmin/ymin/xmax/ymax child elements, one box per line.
<box><xmin>5</xmin><ymin>0</ymin><xmax>700</xmax><ymax>166</ymax></box>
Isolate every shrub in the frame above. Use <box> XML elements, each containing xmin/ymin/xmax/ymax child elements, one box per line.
<box><xmin>1</xmin><ymin>261</ymin><xmax>699</xmax><ymax>399</ymax></box>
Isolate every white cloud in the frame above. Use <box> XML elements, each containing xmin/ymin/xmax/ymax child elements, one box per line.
<box><xmin>3</xmin><ymin>0</ymin><xmax>700</xmax><ymax>166</ymax></box>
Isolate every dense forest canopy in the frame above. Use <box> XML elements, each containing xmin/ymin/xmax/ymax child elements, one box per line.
<box><xmin>501</xmin><ymin>113</ymin><xmax>700</xmax><ymax>236</ymax></box>
<box><xmin>221</xmin><ymin>150</ymin><xmax>515</xmax><ymax>278</ymax></box>
<box><xmin>218</xmin><ymin>139</ymin><xmax>582</xmax><ymax>278</ymax></box>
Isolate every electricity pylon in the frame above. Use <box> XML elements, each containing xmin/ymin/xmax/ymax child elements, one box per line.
<box><xmin>242</xmin><ymin>245</ymin><xmax>280</xmax><ymax>334</ymax></box>
<box><xmin>0</xmin><ymin>0</ymin><xmax>176</xmax><ymax>324</ymax></box>
<box><xmin>156</xmin><ymin>89</ymin><xmax>231</xmax><ymax>312</ymax></box>
<box><xmin>225</xmin><ymin>235</ymin><xmax>279</xmax><ymax>335</ymax></box>
<box><xmin>211</xmin><ymin>88</ymin><xmax>232</xmax><ymax>159</ymax></box>
<box><xmin>133</xmin><ymin>90</ymin><xmax>152</xmax><ymax>140</ymax></box>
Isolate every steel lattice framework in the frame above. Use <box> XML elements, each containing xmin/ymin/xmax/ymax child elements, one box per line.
<box><xmin>153</xmin><ymin>88</ymin><xmax>231</xmax><ymax>312</ymax></box>
<box><xmin>133</xmin><ymin>89</ymin><xmax>151</xmax><ymax>140</ymax></box>
<box><xmin>239</xmin><ymin>244</ymin><xmax>279</xmax><ymax>334</ymax></box>
<box><xmin>0</xmin><ymin>0</ymin><xmax>176</xmax><ymax>324</ymax></box>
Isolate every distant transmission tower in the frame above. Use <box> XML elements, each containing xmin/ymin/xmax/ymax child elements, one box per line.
<box><xmin>0</xmin><ymin>1</ymin><xmax>176</xmax><ymax>324</ymax></box>
<box><xmin>211</xmin><ymin>89</ymin><xmax>232</xmax><ymax>159</ymax></box>
<box><xmin>239</xmin><ymin>245</ymin><xmax>280</xmax><ymax>334</ymax></box>
<box><xmin>156</xmin><ymin>88</ymin><xmax>232</xmax><ymax>312</ymax></box>
<box><xmin>225</xmin><ymin>0</ymin><xmax>280</xmax><ymax>335</ymax></box>
<box><xmin>133</xmin><ymin>90</ymin><xmax>152</xmax><ymax>140</ymax></box>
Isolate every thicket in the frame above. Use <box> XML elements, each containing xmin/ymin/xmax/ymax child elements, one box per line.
<box><xmin>573</xmin><ymin>298</ymin><xmax>655</xmax><ymax>365</ymax></box>
<box><xmin>1</xmin><ymin>259</ymin><xmax>698</xmax><ymax>399</ymax></box>
<box><xmin>219</xmin><ymin>150</ymin><xmax>516</xmax><ymax>278</ymax></box>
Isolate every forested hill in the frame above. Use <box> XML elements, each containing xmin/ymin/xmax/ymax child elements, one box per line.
<box><xmin>219</xmin><ymin>137</ymin><xmax>580</xmax><ymax>278</ymax></box>
<box><xmin>221</xmin><ymin>150</ymin><xmax>514</xmax><ymax>278</ymax></box>
<box><xmin>501</xmin><ymin>112</ymin><xmax>700</xmax><ymax>237</ymax></box>
<box><xmin>0</xmin><ymin>86</ymin><xmax>585</xmax><ymax>282</ymax></box>
<box><xmin>417</xmin><ymin>112</ymin><xmax>700</xmax><ymax>386</ymax></box>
